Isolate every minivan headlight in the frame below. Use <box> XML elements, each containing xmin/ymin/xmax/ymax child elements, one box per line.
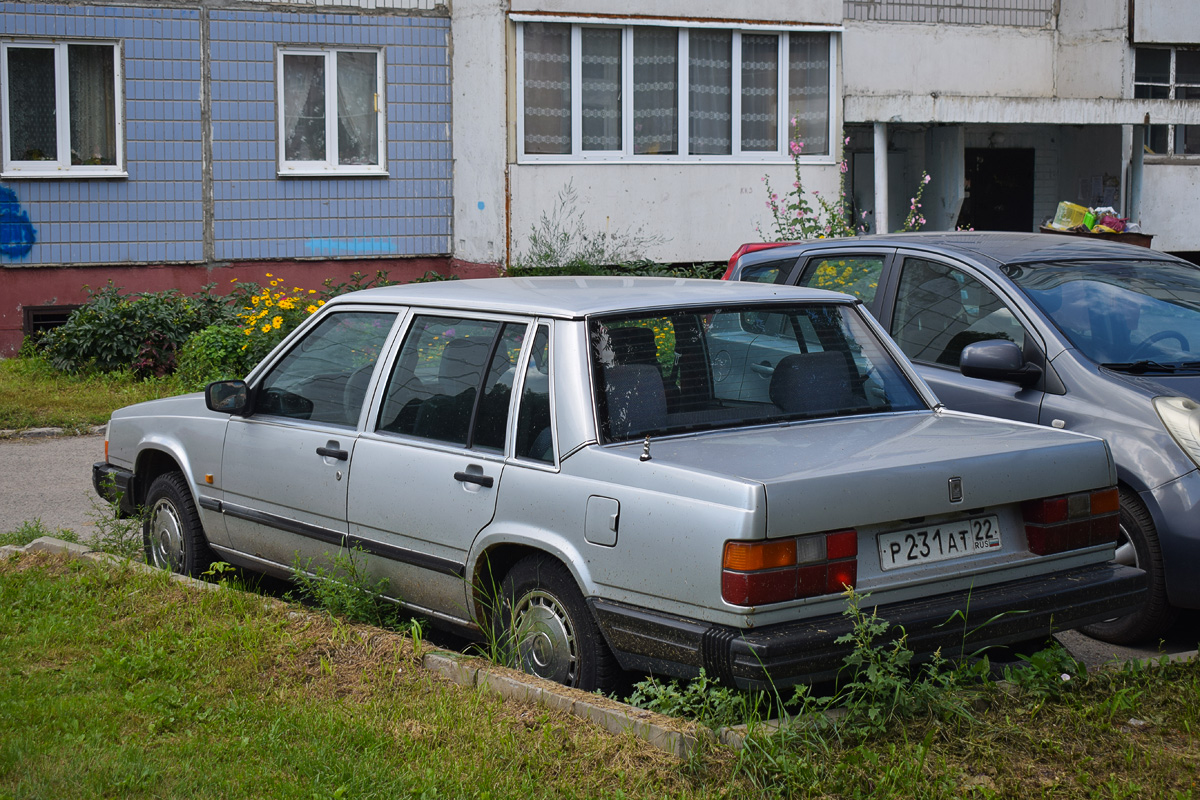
<box><xmin>1154</xmin><ymin>396</ymin><xmax>1200</xmax><ymax>468</ymax></box>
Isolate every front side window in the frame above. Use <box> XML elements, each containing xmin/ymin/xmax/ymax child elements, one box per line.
<box><xmin>279</xmin><ymin>48</ymin><xmax>384</xmax><ymax>175</ymax></box>
<box><xmin>1135</xmin><ymin>47</ymin><xmax>1200</xmax><ymax>156</ymax></box>
<box><xmin>518</xmin><ymin>22</ymin><xmax>835</xmax><ymax>161</ymax></box>
<box><xmin>890</xmin><ymin>259</ymin><xmax>1026</xmax><ymax>367</ymax></box>
<box><xmin>591</xmin><ymin>303</ymin><xmax>924</xmax><ymax>442</ymax></box>
<box><xmin>257</xmin><ymin>311</ymin><xmax>398</xmax><ymax>426</ymax></box>
<box><xmin>1</xmin><ymin>41</ymin><xmax>123</xmax><ymax>176</ymax></box>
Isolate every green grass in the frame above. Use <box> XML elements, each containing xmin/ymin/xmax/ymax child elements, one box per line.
<box><xmin>0</xmin><ymin>552</ymin><xmax>724</xmax><ymax>799</ymax></box>
<box><xmin>0</xmin><ymin>354</ymin><xmax>188</xmax><ymax>431</ymax></box>
<box><xmin>3</xmin><ymin>548</ymin><xmax>1199</xmax><ymax>798</ymax></box>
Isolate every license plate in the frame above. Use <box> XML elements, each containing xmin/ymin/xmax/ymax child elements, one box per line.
<box><xmin>877</xmin><ymin>515</ymin><xmax>1001</xmax><ymax>571</ymax></box>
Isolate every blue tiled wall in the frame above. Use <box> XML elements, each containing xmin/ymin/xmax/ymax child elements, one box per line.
<box><xmin>0</xmin><ymin>4</ymin><xmax>204</xmax><ymax>265</ymax></box>
<box><xmin>0</xmin><ymin>4</ymin><xmax>452</xmax><ymax>267</ymax></box>
<box><xmin>209</xmin><ymin>10</ymin><xmax>452</xmax><ymax>261</ymax></box>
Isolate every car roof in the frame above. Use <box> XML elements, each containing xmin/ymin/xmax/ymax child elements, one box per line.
<box><xmin>751</xmin><ymin>231</ymin><xmax>1185</xmax><ymax>268</ymax></box>
<box><xmin>329</xmin><ymin>275</ymin><xmax>854</xmax><ymax>319</ymax></box>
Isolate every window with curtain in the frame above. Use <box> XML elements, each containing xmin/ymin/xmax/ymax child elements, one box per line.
<box><xmin>518</xmin><ymin>22</ymin><xmax>833</xmax><ymax>161</ymax></box>
<box><xmin>1</xmin><ymin>40</ymin><xmax>122</xmax><ymax>176</ymax></box>
<box><xmin>1135</xmin><ymin>47</ymin><xmax>1200</xmax><ymax>156</ymax></box>
<box><xmin>279</xmin><ymin>48</ymin><xmax>384</xmax><ymax>174</ymax></box>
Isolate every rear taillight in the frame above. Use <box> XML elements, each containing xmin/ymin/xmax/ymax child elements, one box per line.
<box><xmin>1022</xmin><ymin>487</ymin><xmax>1120</xmax><ymax>555</ymax></box>
<box><xmin>722</xmin><ymin>529</ymin><xmax>858</xmax><ymax>606</ymax></box>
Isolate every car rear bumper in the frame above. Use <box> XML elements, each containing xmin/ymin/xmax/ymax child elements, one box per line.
<box><xmin>92</xmin><ymin>461</ymin><xmax>137</xmax><ymax>516</ymax></box>
<box><xmin>590</xmin><ymin>562</ymin><xmax>1147</xmax><ymax>690</ymax></box>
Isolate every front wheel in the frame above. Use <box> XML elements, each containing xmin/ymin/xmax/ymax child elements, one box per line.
<box><xmin>1081</xmin><ymin>488</ymin><xmax>1177</xmax><ymax>644</ymax></box>
<box><xmin>497</xmin><ymin>555</ymin><xmax>622</xmax><ymax>692</ymax></box>
<box><xmin>143</xmin><ymin>472</ymin><xmax>215</xmax><ymax>577</ymax></box>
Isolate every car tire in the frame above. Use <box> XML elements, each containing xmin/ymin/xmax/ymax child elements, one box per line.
<box><xmin>498</xmin><ymin>554</ymin><xmax>622</xmax><ymax>692</ymax></box>
<box><xmin>1081</xmin><ymin>488</ymin><xmax>1177</xmax><ymax>644</ymax></box>
<box><xmin>143</xmin><ymin>472</ymin><xmax>215</xmax><ymax>577</ymax></box>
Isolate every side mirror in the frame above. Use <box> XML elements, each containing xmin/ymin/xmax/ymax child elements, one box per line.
<box><xmin>960</xmin><ymin>340</ymin><xmax>1043</xmax><ymax>388</ymax></box>
<box><xmin>206</xmin><ymin>380</ymin><xmax>250</xmax><ymax>415</ymax></box>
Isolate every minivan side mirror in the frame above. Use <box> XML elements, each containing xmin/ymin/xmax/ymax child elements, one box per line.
<box><xmin>960</xmin><ymin>340</ymin><xmax>1043</xmax><ymax>388</ymax></box>
<box><xmin>205</xmin><ymin>380</ymin><xmax>251</xmax><ymax>415</ymax></box>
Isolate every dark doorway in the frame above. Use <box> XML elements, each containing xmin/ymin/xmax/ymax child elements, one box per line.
<box><xmin>958</xmin><ymin>148</ymin><xmax>1035</xmax><ymax>231</ymax></box>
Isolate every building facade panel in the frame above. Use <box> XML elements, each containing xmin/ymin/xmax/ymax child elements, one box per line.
<box><xmin>208</xmin><ymin>9</ymin><xmax>452</xmax><ymax>261</ymax></box>
<box><xmin>0</xmin><ymin>3</ymin><xmax>204</xmax><ymax>266</ymax></box>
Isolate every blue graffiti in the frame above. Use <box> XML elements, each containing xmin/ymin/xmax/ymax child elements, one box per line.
<box><xmin>0</xmin><ymin>186</ymin><xmax>36</xmax><ymax>258</ymax></box>
<box><xmin>304</xmin><ymin>238</ymin><xmax>394</xmax><ymax>256</ymax></box>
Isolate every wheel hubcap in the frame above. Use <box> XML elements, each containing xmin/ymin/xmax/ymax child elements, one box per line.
<box><xmin>512</xmin><ymin>590</ymin><xmax>577</xmax><ymax>685</ymax></box>
<box><xmin>148</xmin><ymin>499</ymin><xmax>184</xmax><ymax>572</ymax></box>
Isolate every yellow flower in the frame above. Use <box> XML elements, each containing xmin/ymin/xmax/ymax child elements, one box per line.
<box><xmin>266</xmin><ymin>273</ymin><xmax>273</xmax><ymax>278</ymax></box>
<box><xmin>306</xmin><ymin>304</ymin><xmax>318</xmax><ymax>314</ymax></box>
<box><xmin>261</xmin><ymin>324</ymin><xmax>271</xmax><ymax>333</ymax></box>
<box><xmin>251</xmin><ymin>296</ymin><xmax>259</xmax><ymax>306</ymax></box>
<box><xmin>272</xmin><ymin>316</ymin><xmax>283</xmax><ymax>329</ymax></box>
<box><xmin>278</xmin><ymin>299</ymin><xmax>294</xmax><ymax>310</ymax></box>
<box><xmin>308</xmin><ymin>289</ymin><xmax>317</xmax><ymax>294</ymax></box>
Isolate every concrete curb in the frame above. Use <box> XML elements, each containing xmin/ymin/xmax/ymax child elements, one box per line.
<box><xmin>8</xmin><ymin>536</ymin><xmax>706</xmax><ymax>758</ymax></box>
<box><xmin>0</xmin><ymin>425</ymin><xmax>106</xmax><ymax>439</ymax></box>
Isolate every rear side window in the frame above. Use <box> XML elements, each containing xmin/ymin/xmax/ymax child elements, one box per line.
<box><xmin>376</xmin><ymin>316</ymin><xmax>527</xmax><ymax>450</ymax></box>
<box><xmin>798</xmin><ymin>255</ymin><xmax>886</xmax><ymax>304</ymax></box>
<box><xmin>738</xmin><ymin>257</ymin><xmax>793</xmax><ymax>284</ymax></box>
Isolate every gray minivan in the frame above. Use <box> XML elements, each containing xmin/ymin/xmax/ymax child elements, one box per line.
<box><xmin>728</xmin><ymin>231</ymin><xmax>1200</xmax><ymax>643</ymax></box>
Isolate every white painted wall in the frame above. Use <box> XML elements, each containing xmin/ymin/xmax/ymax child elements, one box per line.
<box><xmin>508</xmin><ymin>163</ymin><xmax>843</xmax><ymax>263</ymax></box>
<box><xmin>507</xmin><ymin>0</ymin><xmax>842</xmax><ymax>24</ymax></box>
<box><xmin>450</xmin><ymin>0</ymin><xmax>510</xmax><ymax>266</ymax></box>
<box><xmin>843</xmin><ymin>22</ymin><xmax>1056</xmax><ymax>98</ymax></box>
<box><xmin>1133</xmin><ymin>0</ymin><xmax>1200</xmax><ymax>44</ymax></box>
<box><xmin>1142</xmin><ymin>166</ymin><xmax>1200</xmax><ymax>251</ymax></box>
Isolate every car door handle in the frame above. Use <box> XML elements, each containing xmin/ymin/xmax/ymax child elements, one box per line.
<box><xmin>316</xmin><ymin>446</ymin><xmax>349</xmax><ymax>461</ymax></box>
<box><xmin>750</xmin><ymin>361</ymin><xmax>775</xmax><ymax>375</ymax></box>
<box><xmin>454</xmin><ymin>471</ymin><xmax>494</xmax><ymax>488</ymax></box>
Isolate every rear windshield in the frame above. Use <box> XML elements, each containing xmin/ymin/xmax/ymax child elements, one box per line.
<box><xmin>590</xmin><ymin>302</ymin><xmax>927</xmax><ymax>443</ymax></box>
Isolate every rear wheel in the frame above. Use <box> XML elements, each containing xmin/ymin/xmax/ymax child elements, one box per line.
<box><xmin>1081</xmin><ymin>488</ymin><xmax>1176</xmax><ymax>644</ymax></box>
<box><xmin>143</xmin><ymin>472</ymin><xmax>215</xmax><ymax>577</ymax></box>
<box><xmin>497</xmin><ymin>555</ymin><xmax>622</xmax><ymax>692</ymax></box>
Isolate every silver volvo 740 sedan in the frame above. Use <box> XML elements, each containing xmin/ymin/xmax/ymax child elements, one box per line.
<box><xmin>94</xmin><ymin>276</ymin><xmax>1144</xmax><ymax>691</ymax></box>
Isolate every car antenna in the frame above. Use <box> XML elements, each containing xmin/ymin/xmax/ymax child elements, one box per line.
<box><xmin>640</xmin><ymin>434</ymin><xmax>652</xmax><ymax>462</ymax></box>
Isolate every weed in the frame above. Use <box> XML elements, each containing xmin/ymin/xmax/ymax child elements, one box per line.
<box><xmin>87</xmin><ymin>478</ymin><xmax>145</xmax><ymax>561</ymax></box>
<box><xmin>0</xmin><ymin>519</ymin><xmax>80</xmax><ymax>548</ymax></box>
<box><xmin>289</xmin><ymin>546</ymin><xmax>417</xmax><ymax>633</ymax></box>
<box><xmin>628</xmin><ymin>670</ymin><xmax>763</xmax><ymax>730</ymax></box>
<box><xmin>509</xmin><ymin>181</ymin><xmax>667</xmax><ymax>273</ymax></box>
<box><xmin>1001</xmin><ymin>642</ymin><xmax>1083</xmax><ymax>702</ymax></box>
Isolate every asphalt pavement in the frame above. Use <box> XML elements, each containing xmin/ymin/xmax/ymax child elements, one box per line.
<box><xmin>1</xmin><ymin>431</ymin><xmax>1195</xmax><ymax>671</ymax></box>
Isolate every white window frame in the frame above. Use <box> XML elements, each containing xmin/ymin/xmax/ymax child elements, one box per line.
<box><xmin>1134</xmin><ymin>45</ymin><xmax>1200</xmax><ymax>158</ymax></box>
<box><xmin>276</xmin><ymin>46</ymin><xmax>387</xmax><ymax>177</ymax></box>
<box><xmin>514</xmin><ymin>17</ymin><xmax>839</xmax><ymax>165</ymax></box>
<box><xmin>0</xmin><ymin>39</ymin><xmax>126</xmax><ymax>178</ymax></box>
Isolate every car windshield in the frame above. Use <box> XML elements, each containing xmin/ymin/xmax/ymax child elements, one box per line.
<box><xmin>1003</xmin><ymin>260</ymin><xmax>1200</xmax><ymax>367</ymax></box>
<box><xmin>590</xmin><ymin>302</ymin><xmax>927</xmax><ymax>442</ymax></box>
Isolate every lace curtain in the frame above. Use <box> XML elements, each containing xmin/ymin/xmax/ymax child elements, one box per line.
<box><xmin>688</xmin><ymin>30</ymin><xmax>732</xmax><ymax>155</ymax></box>
<box><xmin>633</xmin><ymin>27</ymin><xmax>677</xmax><ymax>155</ymax></box>
<box><xmin>284</xmin><ymin>54</ymin><xmax>327</xmax><ymax>161</ymax></box>
<box><xmin>740</xmin><ymin>34</ymin><xmax>778</xmax><ymax>152</ymax></box>
<box><xmin>789</xmin><ymin>32</ymin><xmax>830</xmax><ymax>155</ymax></box>
<box><xmin>523</xmin><ymin>23</ymin><xmax>571</xmax><ymax>155</ymax></box>
<box><xmin>582</xmin><ymin>29</ymin><xmax>621</xmax><ymax>151</ymax></box>
<box><xmin>336</xmin><ymin>51</ymin><xmax>378</xmax><ymax>165</ymax></box>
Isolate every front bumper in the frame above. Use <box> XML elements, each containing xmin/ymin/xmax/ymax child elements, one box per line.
<box><xmin>91</xmin><ymin>462</ymin><xmax>137</xmax><ymax>517</ymax></box>
<box><xmin>591</xmin><ymin>562</ymin><xmax>1147</xmax><ymax>690</ymax></box>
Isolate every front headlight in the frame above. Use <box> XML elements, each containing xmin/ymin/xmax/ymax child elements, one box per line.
<box><xmin>1154</xmin><ymin>396</ymin><xmax>1200</xmax><ymax>468</ymax></box>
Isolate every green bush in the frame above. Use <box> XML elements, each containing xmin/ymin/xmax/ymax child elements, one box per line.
<box><xmin>39</xmin><ymin>283</ymin><xmax>235</xmax><ymax>376</ymax></box>
<box><xmin>175</xmin><ymin>324</ymin><xmax>255</xmax><ymax>391</ymax></box>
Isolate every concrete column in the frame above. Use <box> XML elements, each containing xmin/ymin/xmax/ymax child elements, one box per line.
<box><xmin>873</xmin><ymin>123</ymin><xmax>889</xmax><ymax>234</ymax></box>
<box><xmin>1129</xmin><ymin>125</ymin><xmax>1145</xmax><ymax>224</ymax></box>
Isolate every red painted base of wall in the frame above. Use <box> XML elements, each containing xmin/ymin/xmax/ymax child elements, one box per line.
<box><xmin>0</xmin><ymin>257</ymin><xmax>502</xmax><ymax>355</ymax></box>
